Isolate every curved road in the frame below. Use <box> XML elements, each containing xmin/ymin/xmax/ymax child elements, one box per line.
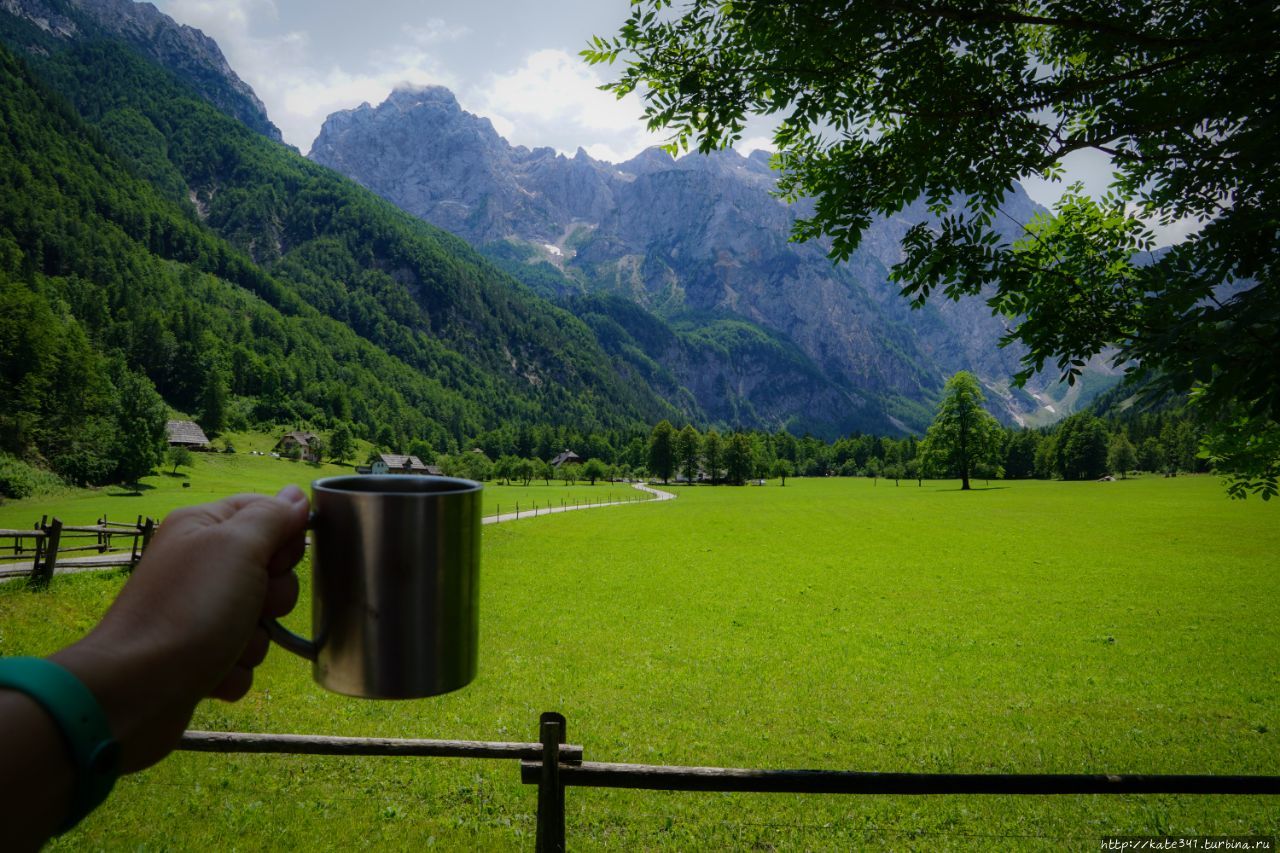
<box><xmin>483</xmin><ymin>481</ymin><xmax>675</xmax><ymax>525</ymax></box>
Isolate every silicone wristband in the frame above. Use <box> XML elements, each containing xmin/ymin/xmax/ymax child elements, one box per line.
<box><xmin>0</xmin><ymin>656</ymin><xmax>120</xmax><ymax>833</ymax></box>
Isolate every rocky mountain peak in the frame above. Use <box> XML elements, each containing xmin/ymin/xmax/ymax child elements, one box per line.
<box><xmin>618</xmin><ymin>146</ymin><xmax>675</xmax><ymax>177</ymax></box>
<box><xmin>385</xmin><ymin>83</ymin><xmax>460</xmax><ymax>112</ymax></box>
<box><xmin>309</xmin><ymin>84</ymin><xmax>1105</xmax><ymax>433</ymax></box>
<box><xmin>1</xmin><ymin>0</ymin><xmax>283</xmax><ymax>141</ymax></box>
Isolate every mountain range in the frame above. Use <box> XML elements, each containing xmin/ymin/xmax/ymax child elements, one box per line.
<box><xmin>310</xmin><ymin>86</ymin><xmax>1122</xmax><ymax>435</ymax></box>
<box><xmin>0</xmin><ymin>0</ymin><xmax>1118</xmax><ymax>454</ymax></box>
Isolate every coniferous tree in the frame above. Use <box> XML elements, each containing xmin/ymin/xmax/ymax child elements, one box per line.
<box><xmin>329</xmin><ymin>424</ymin><xmax>355</xmax><ymax>464</ymax></box>
<box><xmin>702</xmin><ymin>429</ymin><xmax>724</xmax><ymax>484</ymax></box>
<box><xmin>198</xmin><ymin>367</ymin><xmax>228</xmax><ymax>437</ymax></box>
<box><xmin>675</xmin><ymin>424</ymin><xmax>701</xmax><ymax>484</ymax></box>
<box><xmin>648</xmin><ymin>420</ymin><xmax>676</xmax><ymax>484</ymax></box>
<box><xmin>724</xmin><ymin>432</ymin><xmax>757</xmax><ymax>485</ymax></box>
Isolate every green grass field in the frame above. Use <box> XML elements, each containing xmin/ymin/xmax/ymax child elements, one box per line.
<box><xmin>2</xmin><ymin>476</ymin><xmax>1277</xmax><ymax>850</ymax></box>
<box><xmin>0</xmin><ymin>450</ymin><xmax>647</xmax><ymax>532</ymax></box>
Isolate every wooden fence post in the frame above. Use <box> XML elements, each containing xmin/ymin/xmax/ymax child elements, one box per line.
<box><xmin>132</xmin><ymin>518</ymin><xmax>155</xmax><ymax>571</ymax></box>
<box><xmin>536</xmin><ymin>711</ymin><xmax>567</xmax><ymax>853</ymax></box>
<box><xmin>98</xmin><ymin>515</ymin><xmax>107</xmax><ymax>553</ymax></box>
<box><xmin>30</xmin><ymin>518</ymin><xmax>61</xmax><ymax>590</ymax></box>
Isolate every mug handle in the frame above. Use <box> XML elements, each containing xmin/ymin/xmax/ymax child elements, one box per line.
<box><xmin>262</xmin><ymin>510</ymin><xmax>319</xmax><ymax>661</ymax></box>
<box><xmin>264</xmin><ymin>617</ymin><xmax>317</xmax><ymax>661</ymax></box>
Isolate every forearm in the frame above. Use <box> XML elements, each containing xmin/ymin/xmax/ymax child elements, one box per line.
<box><xmin>0</xmin><ymin>688</ymin><xmax>75</xmax><ymax>850</ymax></box>
<box><xmin>0</xmin><ymin>488</ymin><xmax>306</xmax><ymax>848</ymax></box>
<box><xmin>0</xmin><ymin>631</ymin><xmax>202</xmax><ymax>850</ymax></box>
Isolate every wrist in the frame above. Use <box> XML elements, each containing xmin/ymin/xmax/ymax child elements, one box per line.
<box><xmin>49</xmin><ymin>634</ymin><xmax>192</xmax><ymax>774</ymax></box>
<box><xmin>0</xmin><ymin>657</ymin><xmax>120</xmax><ymax>833</ymax></box>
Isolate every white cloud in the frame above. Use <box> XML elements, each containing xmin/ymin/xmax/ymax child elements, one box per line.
<box><xmin>468</xmin><ymin>48</ymin><xmax>663</xmax><ymax>162</ymax></box>
<box><xmin>166</xmin><ymin>0</ymin><xmax>276</xmax><ymax>30</ymax></box>
<box><xmin>581</xmin><ymin>142</ymin><xmax>630</xmax><ymax>163</ymax></box>
<box><xmin>156</xmin><ymin>1</ymin><xmax>461</xmax><ymax>150</ymax></box>
<box><xmin>278</xmin><ymin>47</ymin><xmax>458</xmax><ymax>150</ymax></box>
<box><xmin>402</xmin><ymin>18</ymin><xmax>469</xmax><ymax>45</ymax></box>
<box><xmin>735</xmin><ymin>135</ymin><xmax>777</xmax><ymax>156</ymax></box>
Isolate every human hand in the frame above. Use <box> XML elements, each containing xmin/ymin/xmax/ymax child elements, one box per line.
<box><xmin>50</xmin><ymin>486</ymin><xmax>310</xmax><ymax>773</ymax></box>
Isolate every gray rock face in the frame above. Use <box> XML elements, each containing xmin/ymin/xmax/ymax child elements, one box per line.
<box><xmin>2</xmin><ymin>0</ymin><xmax>282</xmax><ymax>142</ymax></box>
<box><xmin>312</xmin><ymin>86</ymin><xmax>1102</xmax><ymax>433</ymax></box>
<box><xmin>311</xmin><ymin>86</ymin><xmax>617</xmax><ymax>244</ymax></box>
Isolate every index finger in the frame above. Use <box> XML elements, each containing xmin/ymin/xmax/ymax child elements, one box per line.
<box><xmin>217</xmin><ymin>487</ymin><xmax>311</xmax><ymax>567</ymax></box>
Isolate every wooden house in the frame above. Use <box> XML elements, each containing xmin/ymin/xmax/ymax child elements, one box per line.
<box><xmin>550</xmin><ymin>449</ymin><xmax>581</xmax><ymax>468</ymax></box>
<box><xmin>372</xmin><ymin>453</ymin><xmax>441</xmax><ymax>475</ymax></box>
<box><xmin>274</xmin><ymin>431</ymin><xmax>320</xmax><ymax>462</ymax></box>
<box><xmin>166</xmin><ymin>420</ymin><xmax>210</xmax><ymax>449</ymax></box>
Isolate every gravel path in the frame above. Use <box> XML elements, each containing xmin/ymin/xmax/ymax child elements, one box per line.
<box><xmin>483</xmin><ymin>481</ymin><xmax>675</xmax><ymax>524</ymax></box>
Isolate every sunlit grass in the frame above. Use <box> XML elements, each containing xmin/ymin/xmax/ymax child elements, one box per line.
<box><xmin>2</xmin><ymin>476</ymin><xmax>1276</xmax><ymax>849</ymax></box>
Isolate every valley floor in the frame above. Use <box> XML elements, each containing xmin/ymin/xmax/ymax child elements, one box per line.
<box><xmin>3</xmin><ymin>476</ymin><xmax>1277</xmax><ymax>850</ymax></box>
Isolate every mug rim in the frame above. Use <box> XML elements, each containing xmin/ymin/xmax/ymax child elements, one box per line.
<box><xmin>311</xmin><ymin>474</ymin><xmax>483</xmax><ymax>496</ymax></box>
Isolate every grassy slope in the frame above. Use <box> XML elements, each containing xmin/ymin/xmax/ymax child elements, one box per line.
<box><xmin>2</xmin><ymin>477</ymin><xmax>1276</xmax><ymax>849</ymax></box>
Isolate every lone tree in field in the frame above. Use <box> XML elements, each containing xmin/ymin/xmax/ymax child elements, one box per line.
<box><xmin>167</xmin><ymin>445</ymin><xmax>193</xmax><ymax>475</ymax></box>
<box><xmin>921</xmin><ymin>372</ymin><xmax>1001</xmax><ymax>491</ymax></box>
<box><xmin>587</xmin><ymin>1</ymin><xmax>1280</xmax><ymax>498</ymax></box>
<box><xmin>581</xmin><ymin>458</ymin><xmax>607</xmax><ymax>485</ymax></box>
<box><xmin>648</xmin><ymin>420</ymin><xmax>676</xmax><ymax>484</ymax></box>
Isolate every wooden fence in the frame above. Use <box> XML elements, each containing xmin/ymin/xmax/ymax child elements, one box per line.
<box><xmin>177</xmin><ymin>711</ymin><xmax>1280</xmax><ymax>852</ymax></box>
<box><xmin>0</xmin><ymin>516</ymin><xmax>155</xmax><ymax>588</ymax></box>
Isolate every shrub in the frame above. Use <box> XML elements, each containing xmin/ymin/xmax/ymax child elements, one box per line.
<box><xmin>0</xmin><ymin>455</ymin><xmax>64</xmax><ymax>500</ymax></box>
<box><xmin>0</xmin><ymin>454</ymin><xmax>35</xmax><ymax>499</ymax></box>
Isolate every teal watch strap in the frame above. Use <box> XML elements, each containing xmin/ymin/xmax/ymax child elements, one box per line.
<box><xmin>0</xmin><ymin>656</ymin><xmax>120</xmax><ymax>833</ymax></box>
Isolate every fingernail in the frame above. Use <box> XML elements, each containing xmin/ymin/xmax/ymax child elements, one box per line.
<box><xmin>277</xmin><ymin>484</ymin><xmax>307</xmax><ymax>505</ymax></box>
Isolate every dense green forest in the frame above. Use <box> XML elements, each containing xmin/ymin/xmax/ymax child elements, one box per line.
<box><xmin>0</xmin><ymin>39</ymin><xmax>679</xmax><ymax>486</ymax></box>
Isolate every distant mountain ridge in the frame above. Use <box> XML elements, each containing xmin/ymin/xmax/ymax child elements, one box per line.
<box><xmin>0</xmin><ymin>0</ymin><xmax>283</xmax><ymax>142</ymax></box>
<box><xmin>311</xmin><ymin>85</ymin><xmax>1116</xmax><ymax>434</ymax></box>
<box><xmin>0</xmin><ymin>17</ymin><xmax>681</xmax><ymax>472</ymax></box>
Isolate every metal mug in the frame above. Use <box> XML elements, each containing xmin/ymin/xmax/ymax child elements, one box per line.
<box><xmin>266</xmin><ymin>475</ymin><xmax>482</xmax><ymax>699</ymax></box>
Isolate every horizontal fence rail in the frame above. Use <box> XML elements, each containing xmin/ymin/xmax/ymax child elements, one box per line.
<box><xmin>178</xmin><ymin>730</ymin><xmax>583</xmax><ymax>762</ymax></box>
<box><xmin>517</xmin><ymin>760</ymin><xmax>1280</xmax><ymax>796</ymax></box>
<box><xmin>161</xmin><ymin>713</ymin><xmax>1279</xmax><ymax>853</ymax></box>
<box><xmin>0</xmin><ymin>516</ymin><xmax>155</xmax><ymax>587</ymax></box>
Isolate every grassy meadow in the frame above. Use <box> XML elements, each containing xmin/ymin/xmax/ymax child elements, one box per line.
<box><xmin>0</xmin><ymin>449</ymin><xmax>645</xmax><ymax>532</ymax></box>
<box><xmin>1</xmin><ymin>475</ymin><xmax>1277</xmax><ymax>849</ymax></box>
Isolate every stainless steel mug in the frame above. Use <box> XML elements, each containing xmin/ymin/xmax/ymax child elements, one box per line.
<box><xmin>266</xmin><ymin>475</ymin><xmax>482</xmax><ymax>699</ymax></box>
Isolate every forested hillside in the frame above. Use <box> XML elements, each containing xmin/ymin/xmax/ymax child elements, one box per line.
<box><xmin>0</xmin><ymin>40</ymin><xmax>675</xmax><ymax>485</ymax></box>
